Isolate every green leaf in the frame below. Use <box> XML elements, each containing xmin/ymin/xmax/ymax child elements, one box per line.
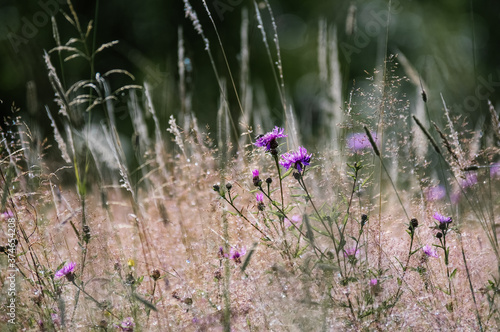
<box><xmin>294</xmin><ymin>244</ymin><xmax>309</xmax><ymax>257</ymax></box>
<box><xmin>450</xmin><ymin>268</ymin><xmax>458</xmax><ymax>280</ymax></box>
<box><xmin>241</xmin><ymin>243</ymin><xmax>258</xmax><ymax>272</ymax></box>
<box><xmin>132</xmin><ymin>293</ymin><xmax>158</xmax><ymax>311</ymax></box>
<box><xmin>280</xmin><ymin>167</ymin><xmax>294</xmax><ymax>180</ymax></box>
<box><xmin>303</xmin><ymin>214</ymin><xmax>315</xmax><ymax>245</ymax></box>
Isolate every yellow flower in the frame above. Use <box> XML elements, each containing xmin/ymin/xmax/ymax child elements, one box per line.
<box><xmin>127</xmin><ymin>259</ymin><xmax>135</xmax><ymax>267</ymax></box>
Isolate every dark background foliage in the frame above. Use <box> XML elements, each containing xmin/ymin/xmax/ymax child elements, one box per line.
<box><xmin>1</xmin><ymin>0</ymin><xmax>499</xmax><ymax>138</ymax></box>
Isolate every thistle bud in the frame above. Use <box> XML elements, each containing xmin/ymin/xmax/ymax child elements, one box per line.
<box><xmin>151</xmin><ymin>269</ymin><xmax>161</xmax><ymax>281</ymax></box>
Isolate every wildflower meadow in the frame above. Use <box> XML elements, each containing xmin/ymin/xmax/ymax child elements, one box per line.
<box><xmin>1</xmin><ymin>0</ymin><xmax>500</xmax><ymax>331</ymax></box>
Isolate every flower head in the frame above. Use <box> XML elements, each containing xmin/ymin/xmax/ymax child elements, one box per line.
<box><xmin>255</xmin><ymin>127</ymin><xmax>287</xmax><ymax>152</ymax></box>
<box><xmin>369</xmin><ymin>278</ymin><xmax>378</xmax><ymax>286</ymax></box>
<box><xmin>256</xmin><ymin>193</ymin><xmax>264</xmax><ymax>203</ymax></box>
<box><xmin>433</xmin><ymin>212</ymin><xmax>452</xmax><ymax>224</ymax></box>
<box><xmin>116</xmin><ymin>317</ymin><xmax>135</xmax><ymax>332</ymax></box>
<box><xmin>280</xmin><ymin>146</ymin><xmax>312</xmax><ymax>172</ymax></box>
<box><xmin>252</xmin><ymin>169</ymin><xmax>261</xmax><ymax>186</ymax></box>
<box><xmin>347</xmin><ymin>132</ymin><xmax>379</xmax><ymax>152</ymax></box>
<box><xmin>423</xmin><ymin>244</ymin><xmax>438</xmax><ymax>258</ymax></box>
<box><xmin>54</xmin><ymin>262</ymin><xmax>76</xmax><ymax>280</ymax></box>
<box><xmin>230</xmin><ymin>247</ymin><xmax>247</xmax><ymax>264</ymax></box>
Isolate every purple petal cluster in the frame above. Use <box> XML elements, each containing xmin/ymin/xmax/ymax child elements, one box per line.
<box><xmin>254</xmin><ymin>126</ymin><xmax>287</xmax><ymax>151</ymax></box>
<box><xmin>54</xmin><ymin>262</ymin><xmax>76</xmax><ymax>279</ymax></box>
<box><xmin>116</xmin><ymin>317</ymin><xmax>135</xmax><ymax>332</ymax></box>
<box><xmin>369</xmin><ymin>278</ymin><xmax>378</xmax><ymax>286</ymax></box>
<box><xmin>230</xmin><ymin>247</ymin><xmax>247</xmax><ymax>264</ymax></box>
<box><xmin>347</xmin><ymin>132</ymin><xmax>379</xmax><ymax>152</ymax></box>
<box><xmin>433</xmin><ymin>212</ymin><xmax>452</xmax><ymax>224</ymax></box>
<box><xmin>423</xmin><ymin>244</ymin><xmax>438</xmax><ymax>258</ymax></box>
<box><xmin>280</xmin><ymin>146</ymin><xmax>312</xmax><ymax>172</ymax></box>
<box><xmin>252</xmin><ymin>169</ymin><xmax>259</xmax><ymax>178</ymax></box>
<box><xmin>255</xmin><ymin>193</ymin><xmax>264</xmax><ymax>203</ymax></box>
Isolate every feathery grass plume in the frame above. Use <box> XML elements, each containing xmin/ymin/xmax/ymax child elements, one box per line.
<box><xmin>441</xmin><ymin>93</ymin><xmax>465</xmax><ymax>165</ymax></box>
<box><xmin>128</xmin><ymin>90</ymin><xmax>150</xmax><ymax>160</ymax></box>
<box><xmin>238</xmin><ymin>8</ymin><xmax>252</xmax><ymax>149</ymax></box>
<box><xmin>488</xmin><ymin>100</ymin><xmax>500</xmax><ymax>141</ymax></box>
<box><xmin>144</xmin><ymin>83</ymin><xmax>170</xmax><ymax>181</ymax></box>
<box><xmin>318</xmin><ymin>18</ymin><xmax>328</xmax><ymax>83</ymax></box>
<box><xmin>167</xmin><ymin>115</ymin><xmax>187</xmax><ymax>159</ymax></box>
<box><xmin>45</xmin><ymin>106</ymin><xmax>71</xmax><ymax>164</ymax></box>
<box><xmin>412</xmin><ymin>115</ymin><xmax>441</xmax><ymax>154</ymax></box>
<box><xmin>184</xmin><ymin>0</ymin><xmax>239</xmax><ymax>149</ymax></box>
<box><xmin>345</xmin><ymin>2</ymin><xmax>357</xmax><ymax>36</ymax></box>
<box><xmin>178</xmin><ymin>26</ymin><xmax>192</xmax><ymax>130</ymax></box>
<box><xmin>43</xmin><ymin>51</ymin><xmax>71</xmax><ymax>120</ymax></box>
<box><xmin>328</xmin><ymin>25</ymin><xmax>342</xmax><ymax>131</ymax></box>
<box><xmin>411</xmin><ymin>89</ymin><xmax>429</xmax><ymax>160</ymax></box>
<box><xmin>253</xmin><ymin>0</ymin><xmax>286</xmax><ymax>113</ymax></box>
<box><xmin>285</xmin><ymin>105</ymin><xmax>299</xmax><ymax>150</ymax></box>
<box><xmin>432</xmin><ymin>121</ymin><xmax>460</xmax><ymax>164</ymax></box>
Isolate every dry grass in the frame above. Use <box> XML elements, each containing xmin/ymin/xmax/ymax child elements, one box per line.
<box><xmin>1</xmin><ymin>1</ymin><xmax>500</xmax><ymax>331</ymax></box>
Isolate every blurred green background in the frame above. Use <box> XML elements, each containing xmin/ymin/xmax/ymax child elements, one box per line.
<box><xmin>0</xmin><ymin>0</ymin><xmax>499</xmax><ymax>141</ymax></box>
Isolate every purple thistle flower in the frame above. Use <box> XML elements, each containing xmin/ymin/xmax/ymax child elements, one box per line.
<box><xmin>425</xmin><ymin>185</ymin><xmax>446</xmax><ymax>201</ymax></box>
<box><xmin>54</xmin><ymin>262</ymin><xmax>76</xmax><ymax>280</ymax></box>
<box><xmin>347</xmin><ymin>132</ymin><xmax>379</xmax><ymax>152</ymax></box>
<box><xmin>433</xmin><ymin>212</ymin><xmax>452</xmax><ymax>224</ymax></box>
<box><xmin>369</xmin><ymin>278</ymin><xmax>378</xmax><ymax>286</ymax></box>
<box><xmin>280</xmin><ymin>146</ymin><xmax>312</xmax><ymax>172</ymax></box>
<box><xmin>423</xmin><ymin>244</ymin><xmax>438</xmax><ymax>258</ymax></box>
<box><xmin>256</xmin><ymin>193</ymin><xmax>264</xmax><ymax>203</ymax></box>
<box><xmin>115</xmin><ymin>317</ymin><xmax>135</xmax><ymax>332</ymax></box>
<box><xmin>255</xmin><ymin>126</ymin><xmax>287</xmax><ymax>151</ymax></box>
<box><xmin>230</xmin><ymin>247</ymin><xmax>246</xmax><ymax>264</ymax></box>
<box><xmin>252</xmin><ymin>169</ymin><xmax>261</xmax><ymax>186</ymax></box>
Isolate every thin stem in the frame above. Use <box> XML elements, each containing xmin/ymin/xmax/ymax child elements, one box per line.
<box><xmin>222</xmin><ymin>193</ymin><xmax>270</xmax><ymax>240</ymax></box>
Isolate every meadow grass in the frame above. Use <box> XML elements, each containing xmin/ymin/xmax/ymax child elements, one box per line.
<box><xmin>1</xmin><ymin>1</ymin><xmax>500</xmax><ymax>331</ymax></box>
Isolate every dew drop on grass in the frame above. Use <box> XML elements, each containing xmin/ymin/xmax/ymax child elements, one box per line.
<box><xmin>186</xmin><ymin>260</ymin><xmax>190</xmax><ymax>264</ymax></box>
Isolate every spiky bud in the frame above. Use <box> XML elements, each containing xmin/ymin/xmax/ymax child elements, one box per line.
<box><xmin>151</xmin><ymin>269</ymin><xmax>161</xmax><ymax>281</ymax></box>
